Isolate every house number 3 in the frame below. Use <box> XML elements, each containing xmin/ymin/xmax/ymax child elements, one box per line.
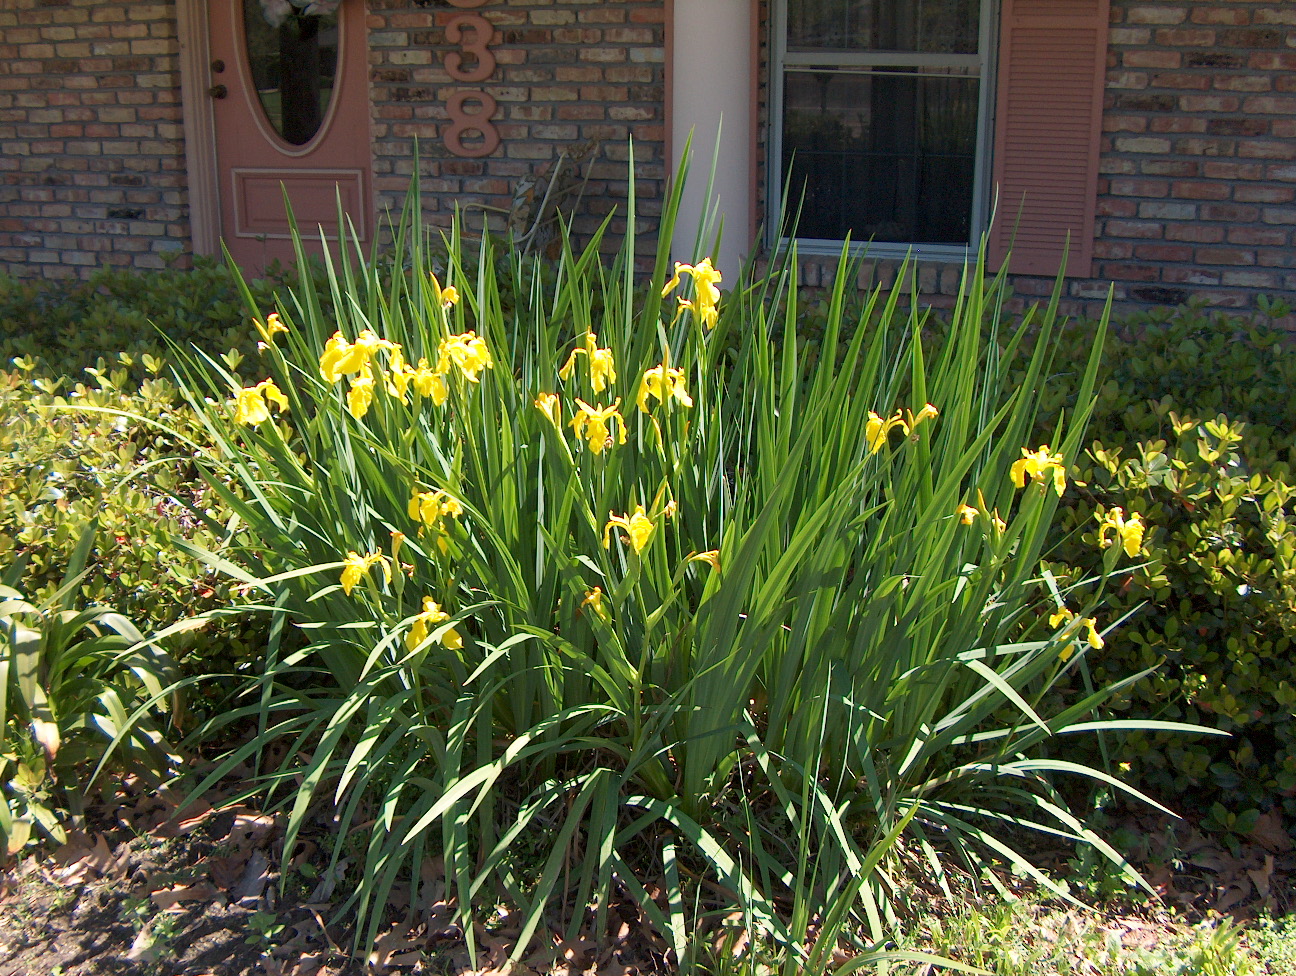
<box><xmin>443</xmin><ymin>0</ymin><xmax>500</xmax><ymax>158</ymax></box>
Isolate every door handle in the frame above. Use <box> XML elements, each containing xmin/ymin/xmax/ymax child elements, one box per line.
<box><xmin>208</xmin><ymin>84</ymin><xmax>228</xmax><ymax>99</ymax></box>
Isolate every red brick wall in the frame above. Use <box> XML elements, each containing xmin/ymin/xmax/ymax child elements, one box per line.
<box><xmin>0</xmin><ymin>0</ymin><xmax>188</xmax><ymax>279</ymax></box>
<box><xmin>1089</xmin><ymin>0</ymin><xmax>1295</xmax><ymax>313</ymax></box>
<box><xmin>767</xmin><ymin>0</ymin><xmax>1296</xmax><ymax>325</ymax></box>
<box><xmin>0</xmin><ymin>0</ymin><xmax>1291</xmax><ymax>325</ymax></box>
<box><xmin>366</xmin><ymin>0</ymin><xmax>667</xmax><ymax>255</ymax></box>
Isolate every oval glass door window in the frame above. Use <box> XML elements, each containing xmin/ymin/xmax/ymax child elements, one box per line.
<box><xmin>243</xmin><ymin>0</ymin><xmax>340</xmax><ymax>146</ymax></box>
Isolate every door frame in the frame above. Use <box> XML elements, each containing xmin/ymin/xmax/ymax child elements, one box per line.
<box><xmin>177</xmin><ymin>0</ymin><xmax>220</xmax><ymax>257</ymax></box>
<box><xmin>176</xmin><ymin>0</ymin><xmax>375</xmax><ymax>259</ymax></box>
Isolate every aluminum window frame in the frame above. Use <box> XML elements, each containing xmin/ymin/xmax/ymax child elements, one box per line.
<box><xmin>769</xmin><ymin>0</ymin><xmax>999</xmax><ymax>261</ymax></box>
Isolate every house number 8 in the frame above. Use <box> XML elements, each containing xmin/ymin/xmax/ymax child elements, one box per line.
<box><xmin>443</xmin><ymin>1</ymin><xmax>499</xmax><ymax>157</ymax></box>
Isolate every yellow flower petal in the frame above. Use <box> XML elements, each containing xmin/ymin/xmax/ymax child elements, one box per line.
<box><xmin>234</xmin><ymin>379</ymin><xmax>288</xmax><ymax>426</ymax></box>
<box><xmin>604</xmin><ymin>504</ymin><xmax>656</xmax><ymax>553</ymax></box>
<box><xmin>570</xmin><ymin>398</ymin><xmax>626</xmax><ymax>455</ymax></box>
<box><xmin>663</xmin><ymin>259</ymin><xmax>723</xmax><ymax>329</ymax></box>
<box><xmin>581</xmin><ymin>586</ymin><xmax>610</xmax><ymax>620</ymax></box>
<box><xmin>340</xmin><ymin>550</ymin><xmax>389</xmax><ymax>596</ymax></box>
<box><xmin>1049</xmin><ymin>607</ymin><xmax>1075</xmax><ymax>629</ymax></box>
<box><xmin>439</xmin><ymin>331</ymin><xmax>493</xmax><ymax>384</ymax></box>
<box><xmin>1097</xmin><ymin>507</ymin><xmax>1145</xmax><ymax>558</ymax></box>
<box><xmin>1011</xmin><ymin>446</ymin><xmax>1067</xmax><ymax>495</ymax></box>
<box><xmin>234</xmin><ymin>386</ymin><xmax>270</xmax><ymax>426</ymax></box>
<box><xmin>535</xmin><ymin>392</ymin><xmax>562</xmax><ymax>428</ymax></box>
<box><xmin>347</xmin><ymin>368</ymin><xmax>375</xmax><ymax>418</ymax></box>
<box><xmin>637</xmin><ymin>364</ymin><xmax>692</xmax><ymax>413</ymax></box>
<box><xmin>1083</xmin><ymin>617</ymin><xmax>1104</xmax><ymax>649</ymax></box>
<box><xmin>688</xmin><ymin>549</ymin><xmax>721</xmax><ymax>573</ymax></box>
<box><xmin>865</xmin><ymin>410</ymin><xmax>907</xmax><ymax>454</ymax></box>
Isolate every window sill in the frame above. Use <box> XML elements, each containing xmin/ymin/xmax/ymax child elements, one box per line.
<box><xmin>778</xmin><ymin>237</ymin><xmax>980</xmax><ymax>265</ymax></box>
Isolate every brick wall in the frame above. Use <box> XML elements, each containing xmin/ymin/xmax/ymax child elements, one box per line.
<box><xmin>0</xmin><ymin>0</ymin><xmax>1291</xmax><ymax>324</ymax></box>
<box><xmin>366</xmin><ymin>0</ymin><xmax>666</xmax><ymax>256</ymax></box>
<box><xmin>1090</xmin><ymin>0</ymin><xmax>1295</xmax><ymax>314</ymax></box>
<box><xmin>767</xmin><ymin>0</ymin><xmax>1296</xmax><ymax>325</ymax></box>
<box><xmin>0</xmin><ymin>0</ymin><xmax>188</xmax><ymax>279</ymax></box>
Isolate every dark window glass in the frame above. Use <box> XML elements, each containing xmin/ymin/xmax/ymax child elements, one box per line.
<box><xmin>244</xmin><ymin>0</ymin><xmax>340</xmax><ymax>146</ymax></box>
<box><xmin>781</xmin><ymin>70</ymin><xmax>979</xmax><ymax>244</ymax></box>
<box><xmin>786</xmin><ymin>0</ymin><xmax>981</xmax><ymax>55</ymax></box>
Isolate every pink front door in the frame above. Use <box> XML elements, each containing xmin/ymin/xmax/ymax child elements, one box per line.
<box><xmin>207</xmin><ymin>0</ymin><xmax>373</xmax><ymax>272</ymax></box>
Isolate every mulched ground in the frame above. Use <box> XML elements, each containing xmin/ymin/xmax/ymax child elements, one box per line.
<box><xmin>1</xmin><ymin>780</ymin><xmax>1292</xmax><ymax>976</ymax></box>
<box><xmin>0</xmin><ymin>777</ymin><xmax>670</xmax><ymax>976</ymax></box>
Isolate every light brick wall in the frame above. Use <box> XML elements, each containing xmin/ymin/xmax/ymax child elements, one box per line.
<box><xmin>366</xmin><ymin>0</ymin><xmax>667</xmax><ymax>255</ymax></box>
<box><xmin>0</xmin><ymin>0</ymin><xmax>189</xmax><ymax>279</ymax></box>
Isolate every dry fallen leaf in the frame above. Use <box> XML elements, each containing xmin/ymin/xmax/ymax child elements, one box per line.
<box><xmin>367</xmin><ymin>919</ymin><xmax>424</xmax><ymax>973</ymax></box>
<box><xmin>1250</xmin><ymin>810</ymin><xmax>1293</xmax><ymax>853</ymax></box>
<box><xmin>150</xmin><ymin>881</ymin><xmax>220</xmax><ymax>910</ymax></box>
<box><xmin>50</xmin><ymin>832</ymin><xmax>129</xmax><ymax>884</ymax></box>
<box><xmin>1247</xmin><ymin>854</ymin><xmax>1275</xmax><ymax>900</ymax></box>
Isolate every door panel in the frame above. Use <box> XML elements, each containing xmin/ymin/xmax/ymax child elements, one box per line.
<box><xmin>208</xmin><ymin>0</ymin><xmax>372</xmax><ymax>271</ymax></box>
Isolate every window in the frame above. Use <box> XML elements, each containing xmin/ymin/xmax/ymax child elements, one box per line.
<box><xmin>769</xmin><ymin>0</ymin><xmax>1113</xmax><ymax>276</ymax></box>
<box><xmin>772</xmin><ymin>0</ymin><xmax>996</xmax><ymax>256</ymax></box>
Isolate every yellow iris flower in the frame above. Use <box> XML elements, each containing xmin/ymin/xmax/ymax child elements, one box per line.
<box><xmin>956</xmin><ymin>503</ymin><xmax>980</xmax><ymax>525</ymax></box>
<box><xmin>560</xmin><ymin>332</ymin><xmax>617</xmax><ymax>393</ymax></box>
<box><xmin>603</xmin><ymin>504</ymin><xmax>657</xmax><ymax>553</ymax></box>
<box><xmin>1048</xmin><ymin>607</ymin><xmax>1075</xmax><ymax>629</ymax></box>
<box><xmin>385</xmin><ymin>346</ymin><xmax>411</xmax><ymax>402</ymax></box>
<box><xmin>636</xmin><ymin>363</ymin><xmax>693</xmax><ymax>412</ymax></box>
<box><xmin>438</xmin><ymin>331</ymin><xmax>493</xmax><ymax>384</ymax></box>
<box><xmin>234</xmin><ymin>378</ymin><xmax>289</xmax><ymax>426</ymax></box>
<box><xmin>580</xmin><ymin>586</ymin><xmax>610</xmax><ymax>620</ymax></box>
<box><xmin>866</xmin><ymin>403</ymin><xmax>938</xmax><ymax>454</ymax></box>
<box><xmin>347</xmin><ymin>366</ymin><xmax>376</xmax><ymax>419</ymax></box>
<box><xmin>905</xmin><ymin>403</ymin><xmax>940</xmax><ymax>430</ymax></box>
<box><xmin>1011</xmin><ymin>445</ymin><xmax>1067</xmax><ymax>496</ymax></box>
<box><xmin>570</xmin><ymin>398</ymin><xmax>627</xmax><ymax>455</ymax></box>
<box><xmin>688</xmin><ymin>549</ymin><xmax>721</xmax><ymax>573</ymax></box>
<box><xmin>340</xmin><ymin>550</ymin><xmax>391</xmax><ymax>596</ymax></box>
<box><xmin>534</xmin><ymin>392</ymin><xmax>562</xmax><ymax>428</ymax></box>
<box><xmin>254</xmin><ymin>311</ymin><xmax>288</xmax><ymax>349</ymax></box>
<box><xmin>431</xmin><ymin>275</ymin><xmax>459</xmax><ymax>309</ymax></box>
<box><xmin>663</xmin><ymin>258</ymin><xmax>723</xmax><ymax>330</ymax></box>
<box><xmin>1083</xmin><ymin>618</ymin><xmax>1104</xmax><ymax>648</ymax></box>
<box><xmin>319</xmin><ymin>329</ymin><xmax>391</xmax><ymax>385</ymax></box>
<box><xmin>410</xmin><ymin>358</ymin><xmax>449</xmax><ymax>405</ymax></box>
<box><xmin>1097</xmin><ymin>506</ymin><xmax>1145</xmax><ymax>558</ymax></box>
<box><xmin>865</xmin><ymin>410</ymin><xmax>907</xmax><ymax>454</ymax></box>
<box><xmin>407</xmin><ymin>596</ymin><xmax>462</xmax><ymax>651</ymax></box>
<box><xmin>409</xmin><ymin>488</ymin><xmax>463</xmax><ymax>530</ymax></box>
<box><xmin>1048</xmin><ymin>606</ymin><xmax>1103</xmax><ymax>660</ymax></box>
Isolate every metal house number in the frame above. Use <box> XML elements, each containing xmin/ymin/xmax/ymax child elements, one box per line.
<box><xmin>443</xmin><ymin>0</ymin><xmax>500</xmax><ymax>158</ymax></box>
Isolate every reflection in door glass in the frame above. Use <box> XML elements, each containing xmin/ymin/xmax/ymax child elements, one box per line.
<box><xmin>244</xmin><ymin>0</ymin><xmax>340</xmax><ymax>146</ymax></box>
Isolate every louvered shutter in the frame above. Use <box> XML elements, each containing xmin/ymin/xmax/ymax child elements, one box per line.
<box><xmin>989</xmin><ymin>0</ymin><xmax>1110</xmax><ymax>277</ymax></box>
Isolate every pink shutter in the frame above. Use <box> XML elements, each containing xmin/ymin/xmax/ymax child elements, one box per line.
<box><xmin>989</xmin><ymin>0</ymin><xmax>1110</xmax><ymax>277</ymax></box>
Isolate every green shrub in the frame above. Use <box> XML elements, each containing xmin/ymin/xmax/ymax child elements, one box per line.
<box><xmin>1033</xmin><ymin>305</ymin><xmax>1296</xmax><ymax>820</ymax></box>
<box><xmin>0</xmin><ymin>262</ymin><xmax>304</xmax><ymax>681</ymax></box>
<box><xmin>0</xmin><ymin>366</ymin><xmax>265</xmax><ymax>673</ymax></box>
<box><xmin>0</xmin><ymin>259</ymin><xmax>299</xmax><ymax>385</ymax></box>
<box><xmin>0</xmin><ymin>528</ymin><xmax>179</xmax><ymax>855</ymax></box>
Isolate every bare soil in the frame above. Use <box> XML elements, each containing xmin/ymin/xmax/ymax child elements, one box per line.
<box><xmin>1</xmin><ymin>785</ymin><xmax>1292</xmax><ymax>976</ymax></box>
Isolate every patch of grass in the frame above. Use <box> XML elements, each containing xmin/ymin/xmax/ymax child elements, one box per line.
<box><xmin>1249</xmin><ymin>914</ymin><xmax>1296</xmax><ymax>976</ymax></box>
<box><xmin>899</xmin><ymin>900</ymin><xmax>1260</xmax><ymax>975</ymax></box>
